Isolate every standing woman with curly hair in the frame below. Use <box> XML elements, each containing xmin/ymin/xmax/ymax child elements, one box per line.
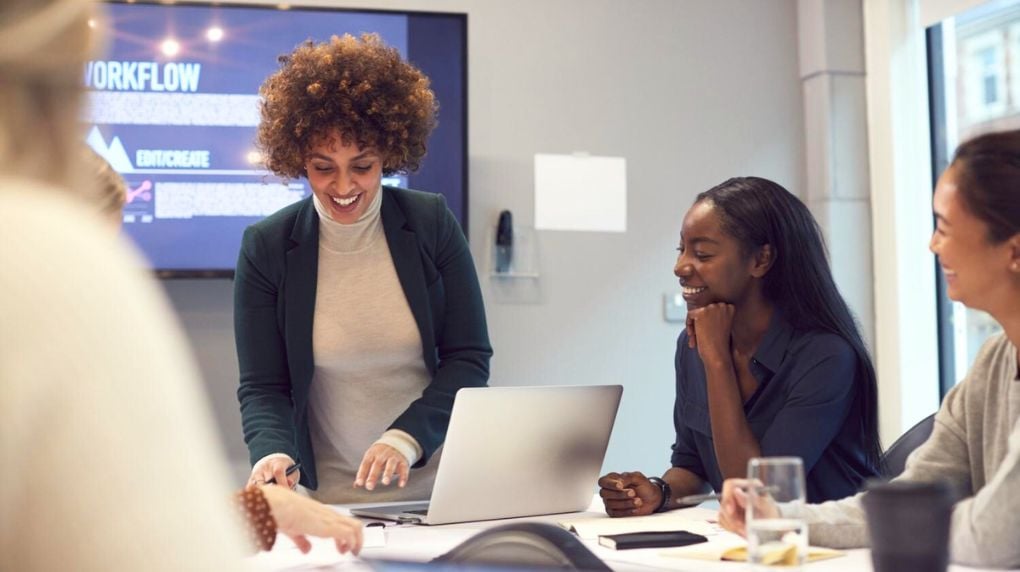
<box><xmin>236</xmin><ymin>34</ymin><xmax>491</xmax><ymax>503</ymax></box>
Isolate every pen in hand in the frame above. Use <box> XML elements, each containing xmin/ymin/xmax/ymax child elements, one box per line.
<box><xmin>265</xmin><ymin>462</ymin><xmax>302</xmax><ymax>486</ymax></box>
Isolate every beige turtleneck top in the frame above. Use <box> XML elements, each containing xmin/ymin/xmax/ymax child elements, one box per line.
<box><xmin>302</xmin><ymin>189</ymin><xmax>439</xmax><ymax>503</ymax></box>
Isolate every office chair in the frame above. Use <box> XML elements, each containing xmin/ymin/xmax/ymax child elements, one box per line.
<box><xmin>881</xmin><ymin>413</ymin><xmax>936</xmax><ymax>478</ymax></box>
<box><xmin>433</xmin><ymin>522</ymin><xmax>610</xmax><ymax>570</ymax></box>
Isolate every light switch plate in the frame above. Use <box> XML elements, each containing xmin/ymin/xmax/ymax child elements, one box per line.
<box><xmin>664</xmin><ymin>292</ymin><xmax>687</xmax><ymax>323</ymax></box>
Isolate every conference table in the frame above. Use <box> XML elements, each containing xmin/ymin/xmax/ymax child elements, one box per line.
<box><xmin>248</xmin><ymin>497</ymin><xmax>1000</xmax><ymax>572</ymax></box>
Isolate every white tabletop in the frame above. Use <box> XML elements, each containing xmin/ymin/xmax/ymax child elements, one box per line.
<box><xmin>247</xmin><ymin>497</ymin><xmax>995</xmax><ymax>572</ymax></box>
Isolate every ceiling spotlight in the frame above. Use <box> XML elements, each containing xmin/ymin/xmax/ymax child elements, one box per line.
<box><xmin>87</xmin><ymin>18</ymin><xmax>97</xmax><ymax>28</ymax></box>
<box><xmin>206</xmin><ymin>27</ymin><xmax>224</xmax><ymax>42</ymax></box>
<box><xmin>246</xmin><ymin>151</ymin><xmax>263</xmax><ymax>166</ymax></box>
<box><xmin>161</xmin><ymin>38</ymin><xmax>180</xmax><ymax>57</ymax></box>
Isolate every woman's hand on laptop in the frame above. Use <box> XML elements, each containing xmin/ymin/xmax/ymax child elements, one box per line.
<box><xmin>355</xmin><ymin>443</ymin><xmax>409</xmax><ymax>490</ymax></box>
<box><xmin>598</xmin><ymin>471</ymin><xmax>661</xmax><ymax>517</ymax></box>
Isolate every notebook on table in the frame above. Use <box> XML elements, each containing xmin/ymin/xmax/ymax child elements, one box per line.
<box><xmin>598</xmin><ymin>530</ymin><xmax>708</xmax><ymax>550</ymax></box>
<box><xmin>351</xmin><ymin>384</ymin><xmax>622</xmax><ymax>525</ymax></box>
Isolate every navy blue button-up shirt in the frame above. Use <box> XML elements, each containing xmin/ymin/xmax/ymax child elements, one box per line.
<box><xmin>670</xmin><ymin>314</ymin><xmax>879</xmax><ymax>502</ymax></box>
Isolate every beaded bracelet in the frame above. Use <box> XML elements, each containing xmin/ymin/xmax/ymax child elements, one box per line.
<box><xmin>235</xmin><ymin>487</ymin><xmax>277</xmax><ymax>551</ymax></box>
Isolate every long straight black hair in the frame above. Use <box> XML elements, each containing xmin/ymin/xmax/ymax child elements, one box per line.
<box><xmin>696</xmin><ymin>176</ymin><xmax>883</xmax><ymax>470</ymax></box>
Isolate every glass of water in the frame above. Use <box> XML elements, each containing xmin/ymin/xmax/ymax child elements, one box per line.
<box><xmin>745</xmin><ymin>457</ymin><xmax>808</xmax><ymax>569</ymax></box>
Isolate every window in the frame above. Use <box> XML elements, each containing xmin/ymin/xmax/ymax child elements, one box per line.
<box><xmin>963</xmin><ymin>34</ymin><xmax>1006</xmax><ymax>121</ymax></box>
<box><xmin>927</xmin><ymin>0</ymin><xmax>1020</xmax><ymax>396</ymax></box>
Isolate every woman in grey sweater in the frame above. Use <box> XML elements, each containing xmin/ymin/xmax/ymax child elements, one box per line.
<box><xmin>718</xmin><ymin>128</ymin><xmax>1020</xmax><ymax>569</ymax></box>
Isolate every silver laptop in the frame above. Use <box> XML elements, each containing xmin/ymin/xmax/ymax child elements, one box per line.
<box><xmin>351</xmin><ymin>384</ymin><xmax>622</xmax><ymax>525</ymax></box>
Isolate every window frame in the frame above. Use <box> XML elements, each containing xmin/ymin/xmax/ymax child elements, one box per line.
<box><xmin>926</xmin><ymin>23</ymin><xmax>959</xmax><ymax>400</ymax></box>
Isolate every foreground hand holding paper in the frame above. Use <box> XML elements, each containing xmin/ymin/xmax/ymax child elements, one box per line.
<box><xmin>247</xmin><ymin>526</ymin><xmax>385</xmax><ymax>571</ymax></box>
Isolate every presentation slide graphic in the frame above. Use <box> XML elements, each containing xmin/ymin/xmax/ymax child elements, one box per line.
<box><xmin>84</xmin><ymin>3</ymin><xmax>410</xmax><ymax>272</ymax></box>
<box><xmin>127</xmin><ymin>181</ymin><xmax>152</xmax><ymax>204</ymax></box>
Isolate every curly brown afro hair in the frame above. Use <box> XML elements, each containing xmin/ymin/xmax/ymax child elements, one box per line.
<box><xmin>257</xmin><ymin>33</ymin><xmax>438</xmax><ymax>179</ymax></box>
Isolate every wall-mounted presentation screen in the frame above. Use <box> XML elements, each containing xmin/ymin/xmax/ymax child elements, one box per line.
<box><xmin>85</xmin><ymin>2</ymin><xmax>467</xmax><ymax>276</ymax></box>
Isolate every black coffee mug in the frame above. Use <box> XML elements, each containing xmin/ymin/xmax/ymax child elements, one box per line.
<box><xmin>861</xmin><ymin>480</ymin><xmax>955</xmax><ymax>572</ymax></box>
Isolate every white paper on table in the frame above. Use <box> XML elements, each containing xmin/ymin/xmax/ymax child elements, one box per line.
<box><xmin>661</xmin><ymin>537</ymin><xmax>844</xmax><ymax>564</ymax></box>
<box><xmin>658</xmin><ymin>534</ymin><xmax>747</xmax><ymax>561</ymax></box>
<box><xmin>246</xmin><ymin>526</ymin><xmax>385</xmax><ymax>571</ymax></box>
<box><xmin>362</xmin><ymin>526</ymin><xmax>386</xmax><ymax>548</ymax></box>
<box><xmin>556</xmin><ymin>507</ymin><xmax>722</xmax><ymax>539</ymax></box>
<box><xmin>534</xmin><ymin>153</ymin><xmax>626</xmax><ymax>233</ymax></box>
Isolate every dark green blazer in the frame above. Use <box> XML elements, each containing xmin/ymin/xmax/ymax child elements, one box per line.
<box><xmin>234</xmin><ymin>187</ymin><xmax>492</xmax><ymax>490</ymax></box>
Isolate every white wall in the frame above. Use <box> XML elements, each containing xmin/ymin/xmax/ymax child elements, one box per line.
<box><xmin>164</xmin><ymin>0</ymin><xmax>805</xmax><ymax>482</ymax></box>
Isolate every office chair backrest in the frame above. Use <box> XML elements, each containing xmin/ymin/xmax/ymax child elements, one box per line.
<box><xmin>881</xmin><ymin>413</ymin><xmax>936</xmax><ymax>478</ymax></box>
<box><xmin>434</xmin><ymin>522</ymin><xmax>610</xmax><ymax>570</ymax></box>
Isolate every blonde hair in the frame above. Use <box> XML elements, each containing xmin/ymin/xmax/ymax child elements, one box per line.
<box><xmin>83</xmin><ymin>146</ymin><xmax>127</xmax><ymax>220</ymax></box>
<box><xmin>0</xmin><ymin>0</ymin><xmax>100</xmax><ymax>193</ymax></box>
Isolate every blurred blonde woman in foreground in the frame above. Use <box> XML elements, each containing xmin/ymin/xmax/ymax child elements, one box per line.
<box><xmin>0</xmin><ymin>1</ymin><xmax>362</xmax><ymax>568</ymax></box>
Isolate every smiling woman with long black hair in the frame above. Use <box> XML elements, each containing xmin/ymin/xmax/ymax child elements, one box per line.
<box><xmin>599</xmin><ymin>177</ymin><xmax>881</xmax><ymax>515</ymax></box>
